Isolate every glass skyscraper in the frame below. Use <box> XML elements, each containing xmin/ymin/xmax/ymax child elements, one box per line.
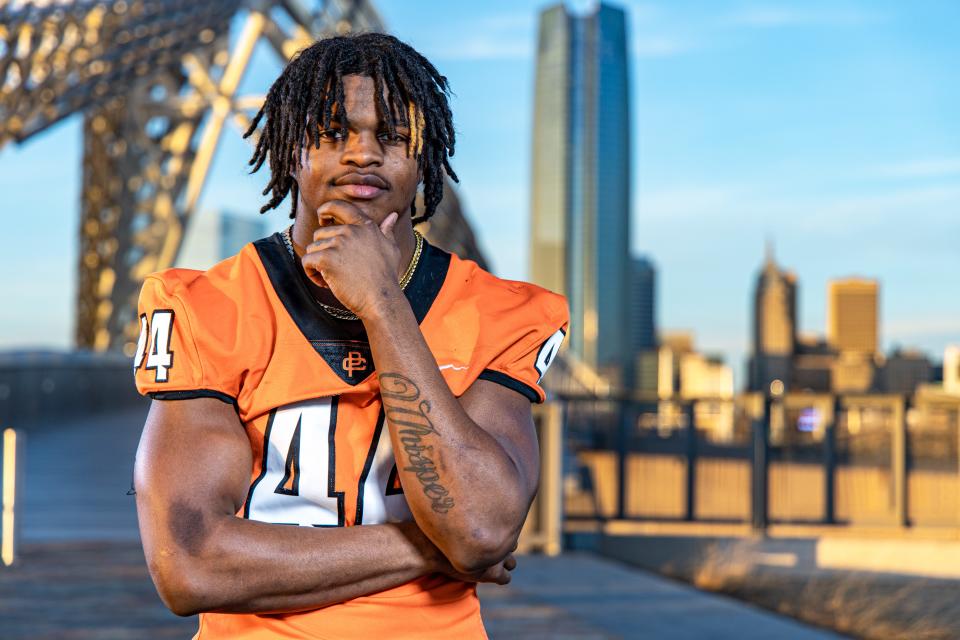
<box><xmin>530</xmin><ymin>2</ymin><xmax>631</xmax><ymax>386</ymax></box>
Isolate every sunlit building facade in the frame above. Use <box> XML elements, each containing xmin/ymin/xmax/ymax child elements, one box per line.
<box><xmin>530</xmin><ymin>2</ymin><xmax>631</xmax><ymax>387</ymax></box>
<box><xmin>827</xmin><ymin>278</ymin><xmax>879</xmax><ymax>356</ymax></box>
<box><xmin>749</xmin><ymin>242</ymin><xmax>798</xmax><ymax>392</ymax></box>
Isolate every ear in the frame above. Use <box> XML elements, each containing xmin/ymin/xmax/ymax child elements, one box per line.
<box><xmin>291</xmin><ymin>145</ymin><xmax>309</xmax><ymax>177</ymax></box>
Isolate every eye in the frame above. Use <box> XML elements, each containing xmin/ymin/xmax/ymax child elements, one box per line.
<box><xmin>318</xmin><ymin>128</ymin><xmax>347</xmax><ymax>141</ymax></box>
<box><xmin>379</xmin><ymin>131</ymin><xmax>409</xmax><ymax>144</ymax></box>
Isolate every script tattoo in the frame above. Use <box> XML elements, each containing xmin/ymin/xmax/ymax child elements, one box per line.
<box><xmin>380</xmin><ymin>372</ymin><xmax>456</xmax><ymax>514</ymax></box>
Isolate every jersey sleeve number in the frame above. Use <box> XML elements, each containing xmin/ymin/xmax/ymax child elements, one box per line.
<box><xmin>534</xmin><ymin>327</ymin><xmax>566</xmax><ymax>383</ymax></box>
<box><xmin>134</xmin><ymin>309</ymin><xmax>175</xmax><ymax>383</ymax></box>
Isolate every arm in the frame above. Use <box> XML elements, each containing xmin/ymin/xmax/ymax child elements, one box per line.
<box><xmin>300</xmin><ymin>203</ymin><xmax>541</xmax><ymax>574</ymax></box>
<box><xmin>367</xmin><ymin>310</ymin><xmax>540</xmax><ymax>574</ymax></box>
<box><xmin>134</xmin><ymin>397</ymin><xmax>510</xmax><ymax>617</ymax></box>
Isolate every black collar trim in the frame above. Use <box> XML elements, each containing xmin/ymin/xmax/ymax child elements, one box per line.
<box><xmin>253</xmin><ymin>232</ymin><xmax>451</xmax><ymax>385</ymax></box>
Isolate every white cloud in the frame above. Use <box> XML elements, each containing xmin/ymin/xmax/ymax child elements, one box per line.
<box><xmin>474</xmin><ymin>12</ymin><xmax>535</xmax><ymax>31</ymax></box>
<box><xmin>791</xmin><ymin>185</ymin><xmax>960</xmax><ymax>233</ymax></box>
<box><xmin>625</xmin><ymin>4</ymin><xmax>884</xmax><ymax>61</ymax></box>
<box><xmin>724</xmin><ymin>6</ymin><xmax>883</xmax><ymax>29</ymax></box>
<box><xmin>415</xmin><ymin>12</ymin><xmax>535</xmax><ymax>61</ymax></box>
<box><xmin>425</xmin><ymin>7</ymin><xmax>697</xmax><ymax>61</ymax></box>
<box><xmin>633</xmin><ymin>35</ymin><xmax>696</xmax><ymax>58</ymax></box>
<box><xmin>637</xmin><ymin>185</ymin><xmax>745</xmax><ymax>221</ymax></box>
<box><xmin>886</xmin><ymin>317</ymin><xmax>960</xmax><ymax>340</ymax></box>
<box><xmin>872</xmin><ymin>157</ymin><xmax>960</xmax><ymax>180</ymax></box>
<box><xmin>424</xmin><ymin>38</ymin><xmax>533</xmax><ymax>61</ymax></box>
<box><xmin>637</xmin><ymin>182</ymin><xmax>960</xmax><ymax>234</ymax></box>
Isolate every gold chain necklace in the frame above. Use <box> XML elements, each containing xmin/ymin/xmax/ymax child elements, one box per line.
<box><xmin>282</xmin><ymin>224</ymin><xmax>423</xmax><ymax>321</ymax></box>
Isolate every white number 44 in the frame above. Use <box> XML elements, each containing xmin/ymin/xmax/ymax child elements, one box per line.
<box><xmin>134</xmin><ymin>310</ymin><xmax>175</xmax><ymax>383</ymax></box>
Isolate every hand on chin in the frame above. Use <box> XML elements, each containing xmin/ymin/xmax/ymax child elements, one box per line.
<box><xmin>301</xmin><ymin>201</ymin><xmax>402</xmax><ymax>318</ymax></box>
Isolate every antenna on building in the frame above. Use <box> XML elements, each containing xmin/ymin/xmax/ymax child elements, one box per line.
<box><xmin>764</xmin><ymin>235</ymin><xmax>775</xmax><ymax>267</ymax></box>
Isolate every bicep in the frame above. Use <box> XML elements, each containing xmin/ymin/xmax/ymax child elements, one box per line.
<box><xmin>457</xmin><ymin>379</ymin><xmax>540</xmax><ymax>501</ymax></box>
<box><xmin>134</xmin><ymin>398</ymin><xmax>252</xmax><ymax>557</ymax></box>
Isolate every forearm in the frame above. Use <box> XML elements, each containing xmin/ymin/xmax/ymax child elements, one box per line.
<box><xmin>362</xmin><ymin>295</ymin><xmax>529</xmax><ymax>570</ymax></box>
<box><xmin>141</xmin><ymin>505</ymin><xmax>438</xmax><ymax>616</ymax></box>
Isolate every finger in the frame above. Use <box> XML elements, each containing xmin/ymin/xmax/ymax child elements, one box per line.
<box><xmin>305</xmin><ymin>237</ymin><xmax>340</xmax><ymax>254</ymax></box>
<box><xmin>312</xmin><ymin>225</ymin><xmax>349</xmax><ymax>242</ymax></box>
<box><xmin>300</xmin><ymin>252</ymin><xmax>331</xmax><ymax>287</ymax></box>
<box><xmin>379</xmin><ymin>211</ymin><xmax>398</xmax><ymax>240</ymax></box>
<box><xmin>495</xmin><ymin>567</ymin><xmax>511</xmax><ymax>585</ymax></box>
<box><xmin>503</xmin><ymin>555</ymin><xmax>517</xmax><ymax>572</ymax></box>
<box><xmin>301</xmin><ymin>261</ymin><xmax>328</xmax><ymax>288</ymax></box>
<box><xmin>319</xmin><ymin>213</ymin><xmax>338</xmax><ymax>227</ymax></box>
<box><xmin>317</xmin><ymin>200</ymin><xmax>369</xmax><ymax>226</ymax></box>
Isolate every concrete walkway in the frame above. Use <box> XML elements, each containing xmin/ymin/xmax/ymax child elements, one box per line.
<box><xmin>0</xmin><ymin>407</ymin><xmax>845</xmax><ymax>638</ymax></box>
<box><xmin>0</xmin><ymin>543</ymin><xmax>844</xmax><ymax>639</ymax></box>
<box><xmin>480</xmin><ymin>553</ymin><xmax>844</xmax><ymax>639</ymax></box>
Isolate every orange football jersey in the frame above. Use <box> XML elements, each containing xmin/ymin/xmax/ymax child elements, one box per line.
<box><xmin>133</xmin><ymin>232</ymin><xmax>569</xmax><ymax>639</ymax></box>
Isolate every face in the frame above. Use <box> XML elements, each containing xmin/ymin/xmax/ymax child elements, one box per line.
<box><xmin>292</xmin><ymin>74</ymin><xmax>421</xmax><ymax>225</ymax></box>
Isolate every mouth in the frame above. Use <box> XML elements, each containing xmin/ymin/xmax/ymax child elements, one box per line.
<box><xmin>337</xmin><ymin>184</ymin><xmax>385</xmax><ymax>199</ymax></box>
<box><xmin>334</xmin><ymin>172</ymin><xmax>388</xmax><ymax>200</ymax></box>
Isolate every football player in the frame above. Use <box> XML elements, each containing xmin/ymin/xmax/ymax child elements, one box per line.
<box><xmin>133</xmin><ymin>32</ymin><xmax>568</xmax><ymax>639</ymax></box>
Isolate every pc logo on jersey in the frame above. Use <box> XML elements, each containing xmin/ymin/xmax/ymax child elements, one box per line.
<box><xmin>342</xmin><ymin>351</ymin><xmax>367</xmax><ymax>377</ymax></box>
<box><xmin>315</xmin><ymin>341</ymin><xmax>374</xmax><ymax>384</ymax></box>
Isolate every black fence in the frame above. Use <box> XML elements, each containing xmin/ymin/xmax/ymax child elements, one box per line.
<box><xmin>559</xmin><ymin>391</ymin><xmax>960</xmax><ymax>529</ymax></box>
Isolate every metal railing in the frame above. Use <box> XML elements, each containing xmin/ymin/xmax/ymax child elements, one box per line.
<box><xmin>517</xmin><ymin>403</ymin><xmax>564</xmax><ymax>555</ymax></box>
<box><xmin>557</xmin><ymin>391</ymin><xmax>960</xmax><ymax>530</ymax></box>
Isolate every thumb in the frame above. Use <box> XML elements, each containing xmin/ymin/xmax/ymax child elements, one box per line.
<box><xmin>379</xmin><ymin>211</ymin><xmax>399</xmax><ymax>240</ymax></box>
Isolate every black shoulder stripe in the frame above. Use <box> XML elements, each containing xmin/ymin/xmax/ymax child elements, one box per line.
<box><xmin>148</xmin><ymin>389</ymin><xmax>237</xmax><ymax>407</ymax></box>
<box><xmin>252</xmin><ymin>233</ymin><xmax>451</xmax><ymax>385</ymax></box>
<box><xmin>477</xmin><ymin>369</ymin><xmax>541</xmax><ymax>403</ymax></box>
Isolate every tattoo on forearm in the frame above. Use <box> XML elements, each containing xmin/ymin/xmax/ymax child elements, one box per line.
<box><xmin>380</xmin><ymin>372</ymin><xmax>456</xmax><ymax>514</ymax></box>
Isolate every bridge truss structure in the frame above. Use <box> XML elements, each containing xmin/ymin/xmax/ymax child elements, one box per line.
<box><xmin>0</xmin><ymin>0</ymin><xmax>486</xmax><ymax>354</ymax></box>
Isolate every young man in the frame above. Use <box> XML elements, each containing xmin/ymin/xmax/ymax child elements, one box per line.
<box><xmin>132</xmin><ymin>33</ymin><xmax>568</xmax><ymax>639</ymax></box>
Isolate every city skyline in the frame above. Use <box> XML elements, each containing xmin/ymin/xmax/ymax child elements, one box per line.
<box><xmin>0</xmin><ymin>0</ymin><xmax>957</xmax><ymax>390</ymax></box>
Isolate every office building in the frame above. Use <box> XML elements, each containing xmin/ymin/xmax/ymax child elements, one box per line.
<box><xmin>749</xmin><ymin>241</ymin><xmax>797</xmax><ymax>392</ymax></box>
<box><xmin>945</xmin><ymin>345</ymin><xmax>960</xmax><ymax>395</ymax></box>
<box><xmin>530</xmin><ymin>2</ymin><xmax>631</xmax><ymax>387</ymax></box>
<box><xmin>176</xmin><ymin>209</ymin><xmax>270</xmax><ymax>270</ymax></box>
<box><xmin>630</xmin><ymin>255</ymin><xmax>657</xmax><ymax>392</ymax></box>
<box><xmin>827</xmin><ymin>278</ymin><xmax>879</xmax><ymax>356</ymax></box>
<box><xmin>880</xmin><ymin>348</ymin><xmax>933</xmax><ymax>394</ymax></box>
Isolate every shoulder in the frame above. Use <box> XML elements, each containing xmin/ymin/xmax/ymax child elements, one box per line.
<box><xmin>431</xmin><ymin>254</ymin><xmax>568</xmax><ymax>403</ymax></box>
<box><xmin>443</xmin><ymin>253</ymin><xmax>569</xmax><ymax>327</ymax></box>
<box><xmin>140</xmin><ymin>243</ymin><xmax>265</xmax><ymax>318</ymax></box>
<box><xmin>134</xmin><ymin>243</ymin><xmax>267</xmax><ymax>400</ymax></box>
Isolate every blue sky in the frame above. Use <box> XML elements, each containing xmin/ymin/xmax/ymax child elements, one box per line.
<box><xmin>1</xmin><ymin>1</ymin><xmax>958</xmax><ymax>388</ymax></box>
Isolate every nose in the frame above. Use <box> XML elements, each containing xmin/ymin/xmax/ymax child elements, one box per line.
<box><xmin>341</xmin><ymin>129</ymin><xmax>383</xmax><ymax>168</ymax></box>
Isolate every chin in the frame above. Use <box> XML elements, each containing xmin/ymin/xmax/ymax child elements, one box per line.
<box><xmin>348</xmin><ymin>201</ymin><xmax>386</xmax><ymax>222</ymax></box>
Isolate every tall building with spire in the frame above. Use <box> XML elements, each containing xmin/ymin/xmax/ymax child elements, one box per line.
<box><xmin>749</xmin><ymin>240</ymin><xmax>798</xmax><ymax>392</ymax></box>
<box><xmin>529</xmin><ymin>2</ymin><xmax>632</xmax><ymax>386</ymax></box>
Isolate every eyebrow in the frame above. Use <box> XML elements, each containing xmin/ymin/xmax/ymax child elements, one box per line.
<box><xmin>324</xmin><ymin>118</ymin><xmax>411</xmax><ymax>130</ymax></box>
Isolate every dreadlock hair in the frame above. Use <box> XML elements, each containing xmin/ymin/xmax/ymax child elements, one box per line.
<box><xmin>242</xmin><ymin>32</ymin><xmax>458</xmax><ymax>224</ymax></box>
